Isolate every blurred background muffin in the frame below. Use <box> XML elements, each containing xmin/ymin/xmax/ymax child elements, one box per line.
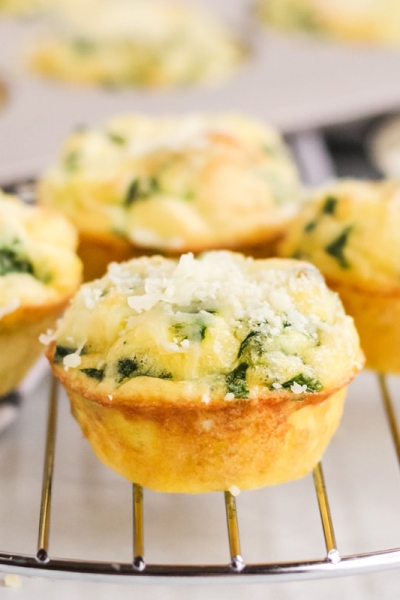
<box><xmin>277</xmin><ymin>178</ymin><xmax>400</xmax><ymax>373</ymax></box>
<box><xmin>38</xmin><ymin>113</ymin><xmax>302</xmax><ymax>280</ymax></box>
<box><xmin>368</xmin><ymin>114</ymin><xmax>400</xmax><ymax>179</ymax></box>
<box><xmin>27</xmin><ymin>0</ymin><xmax>246</xmax><ymax>88</ymax></box>
<box><xmin>0</xmin><ymin>0</ymin><xmax>50</xmax><ymax>15</ymax></box>
<box><xmin>256</xmin><ymin>0</ymin><xmax>400</xmax><ymax>45</ymax></box>
<box><xmin>0</xmin><ymin>191</ymin><xmax>82</xmax><ymax>397</ymax></box>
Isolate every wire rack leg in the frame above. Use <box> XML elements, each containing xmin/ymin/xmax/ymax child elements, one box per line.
<box><xmin>378</xmin><ymin>374</ymin><xmax>400</xmax><ymax>466</ymax></box>
<box><xmin>313</xmin><ymin>463</ymin><xmax>340</xmax><ymax>564</ymax></box>
<box><xmin>132</xmin><ymin>484</ymin><xmax>145</xmax><ymax>571</ymax></box>
<box><xmin>224</xmin><ymin>491</ymin><xmax>245</xmax><ymax>572</ymax></box>
<box><xmin>37</xmin><ymin>376</ymin><xmax>58</xmax><ymax>563</ymax></box>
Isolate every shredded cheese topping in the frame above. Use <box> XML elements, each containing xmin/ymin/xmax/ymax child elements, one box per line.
<box><xmin>51</xmin><ymin>251</ymin><xmax>362</xmax><ymax>399</ymax></box>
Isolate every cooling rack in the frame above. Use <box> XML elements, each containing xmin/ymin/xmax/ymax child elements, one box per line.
<box><xmin>2</xmin><ymin>167</ymin><xmax>400</xmax><ymax>588</ymax></box>
<box><xmin>1</xmin><ymin>369</ymin><xmax>400</xmax><ymax>586</ymax></box>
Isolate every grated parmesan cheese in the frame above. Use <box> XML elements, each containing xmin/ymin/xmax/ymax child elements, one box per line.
<box><xmin>83</xmin><ymin>287</ymin><xmax>103</xmax><ymax>310</ymax></box>
<box><xmin>63</xmin><ymin>353</ymin><xmax>82</xmax><ymax>369</ymax></box>
<box><xmin>63</xmin><ymin>339</ymin><xmax>86</xmax><ymax>371</ymax></box>
<box><xmin>163</xmin><ymin>341</ymin><xmax>187</xmax><ymax>353</ymax></box>
<box><xmin>39</xmin><ymin>328</ymin><xmax>55</xmax><ymax>345</ymax></box>
<box><xmin>291</xmin><ymin>382</ymin><xmax>308</xmax><ymax>394</ymax></box>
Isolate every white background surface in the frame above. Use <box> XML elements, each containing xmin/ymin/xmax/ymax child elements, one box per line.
<box><xmin>2</xmin><ymin>0</ymin><xmax>400</xmax><ymax>597</ymax></box>
<box><xmin>2</xmin><ymin>0</ymin><xmax>400</xmax><ymax>182</ymax></box>
<box><xmin>2</xmin><ymin>368</ymin><xmax>400</xmax><ymax>598</ymax></box>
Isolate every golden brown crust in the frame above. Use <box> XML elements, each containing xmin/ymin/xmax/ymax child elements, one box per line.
<box><xmin>64</xmin><ymin>383</ymin><xmax>346</xmax><ymax>493</ymax></box>
<box><xmin>47</xmin><ymin>336</ymin><xmax>355</xmax><ymax>492</ymax></box>
<box><xmin>47</xmin><ymin>337</ymin><xmax>359</xmax><ymax>407</ymax></box>
<box><xmin>77</xmin><ymin>232</ymin><xmax>146</xmax><ymax>281</ymax></box>
<box><xmin>0</xmin><ymin>296</ymin><xmax>73</xmax><ymax>396</ymax></box>
<box><xmin>78</xmin><ymin>230</ymin><xmax>282</xmax><ymax>282</ymax></box>
<box><xmin>326</xmin><ymin>278</ymin><xmax>400</xmax><ymax>373</ymax></box>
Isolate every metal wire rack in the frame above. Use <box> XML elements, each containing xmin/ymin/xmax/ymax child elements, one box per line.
<box><xmin>1</xmin><ymin>372</ymin><xmax>400</xmax><ymax>586</ymax></box>
<box><xmin>2</xmin><ymin>144</ymin><xmax>400</xmax><ymax>588</ymax></box>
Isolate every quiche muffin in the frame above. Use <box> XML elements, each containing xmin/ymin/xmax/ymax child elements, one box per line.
<box><xmin>0</xmin><ymin>191</ymin><xmax>82</xmax><ymax>397</ymax></box>
<box><xmin>38</xmin><ymin>113</ymin><xmax>302</xmax><ymax>281</ymax></box>
<box><xmin>256</xmin><ymin>0</ymin><xmax>400</xmax><ymax>45</ymax></box>
<box><xmin>277</xmin><ymin>178</ymin><xmax>400</xmax><ymax>373</ymax></box>
<box><xmin>46</xmin><ymin>251</ymin><xmax>363</xmax><ymax>493</ymax></box>
<box><xmin>27</xmin><ymin>0</ymin><xmax>245</xmax><ymax>88</ymax></box>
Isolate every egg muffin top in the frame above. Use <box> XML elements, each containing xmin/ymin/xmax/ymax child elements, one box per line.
<box><xmin>278</xmin><ymin>179</ymin><xmax>400</xmax><ymax>293</ymax></box>
<box><xmin>0</xmin><ymin>192</ymin><xmax>82</xmax><ymax>320</ymax></box>
<box><xmin>47</xmin><ymin>251</ymin><xmax>363</xmax><ymax>405</ymax></box>
<box><xmin>256</xmin><ymin>0</ymin><xmax>400</xmax><ymax>45</ymax></box>
<box><xmin>39</xmin><ymin>113</ymin><xmax>302</xmax><ymax>253</ymax></box>
<box><xmin>28</xmin><ymin>0</ymin><xmax>245</xmax><ymax>87</ymax></box>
